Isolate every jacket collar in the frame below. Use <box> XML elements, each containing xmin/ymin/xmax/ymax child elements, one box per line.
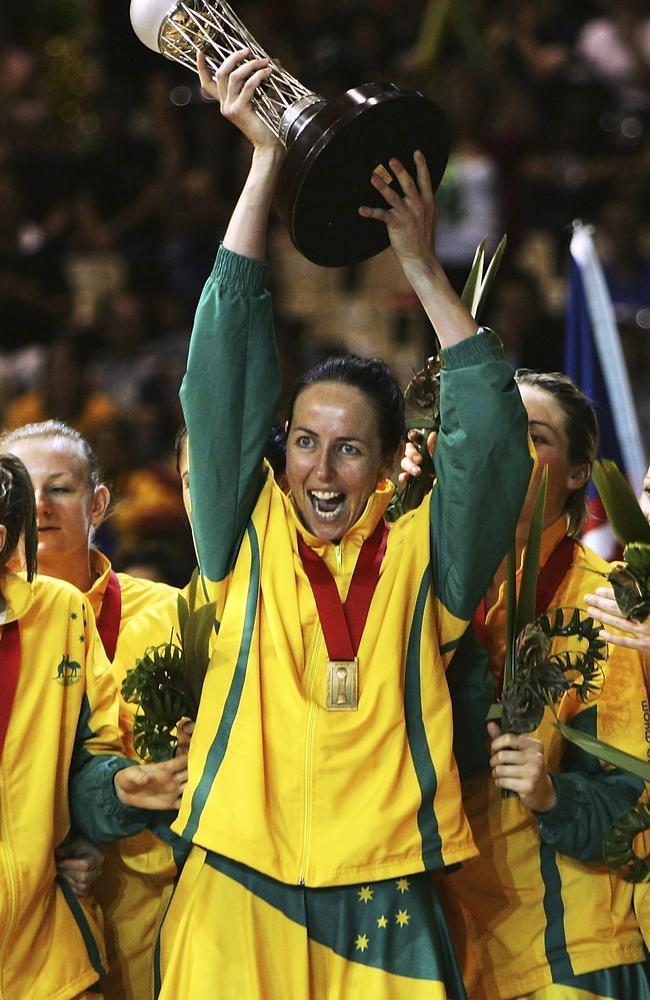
<box><xmin>0</xmin><ymin>570</ymin><xmax>35</xmax><ymax>623</ymax></box>
<box><xmin>86</xmin><ymin>548</ymin><xmax>113</xmax><ymax>617</ymax></box>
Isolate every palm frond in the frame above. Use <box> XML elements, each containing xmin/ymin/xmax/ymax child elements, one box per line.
<box><xmin>592</xmin><ymin>459</ymin><xmax>650</xmax><ymax>545</ymax></box>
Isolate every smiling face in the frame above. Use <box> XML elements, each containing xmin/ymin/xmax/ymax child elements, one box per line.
<box><xmin>7</xmin><ymin>436</ymin><xmax>109</xmax><ymax>582</ymax></box>
<box><xmin>518</xmin><ymin>383</ymin><xmax>590</xmax><ymax>530</ymax></box>
<box><xmin>285</xmin><ymin>382</ymin><xmax>394</xmax><ymax>543</ymax></box>
<box><xmin>640</xmin><ymin>463</ymin><xmax>650</xmax><ymax>524</ymax></box>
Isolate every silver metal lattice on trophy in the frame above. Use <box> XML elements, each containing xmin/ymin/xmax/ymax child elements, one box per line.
<box><xmin>130</xmin><ymin>0</ymin><xmax>449</xmax><ymax>267</ymax></box>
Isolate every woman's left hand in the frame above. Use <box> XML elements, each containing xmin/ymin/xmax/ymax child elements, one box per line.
<box><xmin>585</xmin><ymin>586</ymin><xmax>650</xmax><ymax>655</ymax></box>
<box><xmin>358</xmin><ymin>151</ymin><xmax>436</xmax><ymax>267</ymax></box>
<box><xmin>114</xmin><ymin>755</ymin><xmax>188</xmax><ymax>811</ymax></box>
<box><xmin>488</xmin><ymin>721</ymin><xmax>556</xmax><ymax>813</ymax></box>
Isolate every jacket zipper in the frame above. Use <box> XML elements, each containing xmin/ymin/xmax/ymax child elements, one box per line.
<box><xmin>0</xmin><ymin>772</ymin><xmax>17</xmax><ymax>1000</ymax></box>
<box><xmin>298</xmin><ymin>543</ymin><xmax>345</xmax><ymax>884</ymax></box>
<box><xmin>298</xmin><ymin>631</ymin><xmax>323</xmax><ymax>884</ymax></box>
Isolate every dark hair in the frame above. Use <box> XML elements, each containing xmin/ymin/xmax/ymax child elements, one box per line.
<box><xmin>0</xmin><ymin>420</ymin><xmax>102</xmax><ymax>492</ymax></box>
<box><xmin>265</xmin><ymin>422</ymin><xmax>287</xmax><ymax>479</ymax></box>
<box><xmin>0</xmin><ymin>454</ymin><xmax>38</xmax><ymax>580</ymax></box>
<box><xmin>286</xmin><ymin>355</ymin><xmax>405</xmax><ymax>458</ymax></box>
<box><xmin>514</xmin><ymin>370</ymin><xmax>599</xmax><ymax>537</ymax></box>
<box><xmin>174</xmin><ymin>423</ymin><xmax>188</xmax><ymax>475</ymax></box>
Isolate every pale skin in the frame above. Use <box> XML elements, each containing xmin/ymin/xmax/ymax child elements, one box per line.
<box><xmin>7</xmin><ymin>436</ymin><xmax>110</xmax><ymax>593</ymax></box>
<box><xmin>204</xmin><ymin>50</ymin><xmax>480</xmax><ymax>544</ymax></box>
<box><xmin>584</xmin><ymin>460</ymin><xmax>650</xmax><ymax>657</ymax></box>
<box><xmin>286</xmin><ymin>382</ymin><xmax>397</xmax><ymax>544</ymax></box>
<box><xmin>401</xmin><ymin>382</ymin><xmax>592</xmax><ymax>813</ymax></box>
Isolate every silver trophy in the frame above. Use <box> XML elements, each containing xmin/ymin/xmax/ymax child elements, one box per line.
<box><xmin>131</xmin><ymin>0</ymin><xmax>449</xmax><ymax>267</ymax></box>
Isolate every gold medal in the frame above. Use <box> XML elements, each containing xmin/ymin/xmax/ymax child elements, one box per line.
<box><xmin>326</xmin><ymin>658</ymin><xmax>359</xmax><ymax>711</ymax></box>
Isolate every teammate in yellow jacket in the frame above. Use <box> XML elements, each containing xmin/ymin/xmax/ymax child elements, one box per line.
<box><xmin>0</xmin><ymin>452</ymin><xmax>187</xmax><ymax>1000</ymax></box>
<box><xmin>404</xmin><ymin>371</ymin><xmax>650</xmax><ymax>999</ymax></box>
<box><xmin>0</xmin><ymin>421</ymin><xmax>180</xmax><ymax>1000</ymax></box>
<box><xmin>584</xmin><ymin>458</ymin><xmax>650</xmax><ymax>959</ymax></box>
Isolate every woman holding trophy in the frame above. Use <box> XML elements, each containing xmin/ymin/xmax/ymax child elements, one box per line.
<box><xmin>151</xmin><ymin>49</ymin><xmax>532</xmax><ymax>998</ymax></box>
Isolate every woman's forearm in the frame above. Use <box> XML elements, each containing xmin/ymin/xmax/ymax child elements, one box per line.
<box><xmin>223</xmin><ymin>145</ymin><xmax>285</xmax><ymax>262</ymax></box>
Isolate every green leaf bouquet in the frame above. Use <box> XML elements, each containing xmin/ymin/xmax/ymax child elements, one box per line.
<box><xmin>121</xmin><ymin>571</ymin><xmax>217</xmax><ymax>762</ymax></box>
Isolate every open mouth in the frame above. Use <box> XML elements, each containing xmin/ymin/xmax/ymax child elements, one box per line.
<box><xmin>309</xmin><ymin>490</ymin><xmax>345</xmax><ymax>522</ymax></box>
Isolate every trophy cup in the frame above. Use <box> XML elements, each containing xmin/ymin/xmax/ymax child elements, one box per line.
<box><xmin>130</xmin><ymin>0</ymin><xmax>449</xmax><ymax>267</ymax></box>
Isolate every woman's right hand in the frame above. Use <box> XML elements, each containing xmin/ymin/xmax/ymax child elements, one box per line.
<box><xmin>55</xmin><ymin>836</ymin><xmax>104</xmax><ymax>898</ymax></box>
<box><xmin>197</xmin><ymin>49</ymin><xmax>278</xmax><ymax>150</ymax></box>
<box><xmin>585</xmin><ymin>586</ymin><xmax>650</xmax><ymax>655</ymax></box>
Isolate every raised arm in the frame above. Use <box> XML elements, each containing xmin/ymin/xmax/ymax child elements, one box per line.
<box><xmin>180</xmin><ymin>51</ymin><xmax>284</xmax><ymax>582</ymax></box>
<box><xmin>359</xmin><ymin>151</ymin><xmax>478</xmax><ymax>347</ymax></box>
<box><xmin>362</xmin><ymin>154</ymin><xmax>532</xmax><ymax>634</ymax></box>
<box><xmin>201</xmin><ymin>49</ymin><xmax>284</xmax><ymax>259</ymax></box>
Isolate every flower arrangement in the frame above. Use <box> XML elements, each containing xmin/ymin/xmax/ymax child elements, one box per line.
<box><xmin>486</xmin><ymin>470</ymin><xmax>608</xmax><ymax>770</ymax></box>
<box><xmin>496</xmin><ymin>457</ymin><xmax>650</xmax><ymax>879</ymax></box>
<box><xmin>121</xmin><ymin>571</ymin><xmax>217</xmax><ymax>762</ymax></box>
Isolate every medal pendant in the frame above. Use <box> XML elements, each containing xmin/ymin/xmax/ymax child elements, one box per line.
<box><xmin>326</xmin><ymin>658</ymin><xmax>359</xmax><ymax>711</ymax></box>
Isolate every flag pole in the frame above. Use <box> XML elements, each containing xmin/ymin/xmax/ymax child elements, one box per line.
<box><xmin>569</xmin><ymin>220</ymin><xmax>646</xmax><ymax>495</ymax></box>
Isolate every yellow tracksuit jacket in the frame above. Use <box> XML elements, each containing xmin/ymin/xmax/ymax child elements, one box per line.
<box><xmin>173</xmin><ymin>244</ymin><xmax>533</xmax><ymax>886</ymax></box>
<box><xmin>0</xmin><ymin>570</ymin><xmax>150</xmax><ymax>1000</ymax></box>
<box><xmin>437</xmin><ymin>518</ymin><xmax>650</xmax><ymax>999</ymax></box>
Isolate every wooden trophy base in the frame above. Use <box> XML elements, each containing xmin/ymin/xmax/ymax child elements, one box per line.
<box><xmin>276</xmin><ymin>83</ymin><xmax>449</xmax><ymax>268</ymax></box>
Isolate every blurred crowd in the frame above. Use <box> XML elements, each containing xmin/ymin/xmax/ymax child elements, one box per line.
<box><xmin>1</xmin><ymin>0</ymin><xmax>649</xmax><ymax>583</ymax></box>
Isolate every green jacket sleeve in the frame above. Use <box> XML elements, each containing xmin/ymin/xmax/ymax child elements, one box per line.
<box><xmin>180</xmin><ymin>246</ymin><xmax>281</xmax><ymax>582</ymax></box>
<box><xmin>536</xmin><ymin>769</ymin><xmax>643</xmax><ymax>862</ymax></box>
<box><xmin>535</xmin><ymin>706</ymin><xmax>644</xmax><ymax>861</ymax></box>
<box><xmin>431</xmin><ymin>331</ymin><xmax>532</xmax><ymax>629</ymax></box>
<box><xmin>67</xmin><ymin>622</ymin><xmax>163</xmax><ymax>843</ymax></box>
<box><xmin>69</xmin><ymin>754</ymin><xmax>152</xmax><ymax>843</ymax></box>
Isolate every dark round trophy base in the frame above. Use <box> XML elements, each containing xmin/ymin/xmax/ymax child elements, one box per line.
<box><xmin>275</xmin><ymin>83</ymin><xmax>449</xmax><ymax>268</ymax></box>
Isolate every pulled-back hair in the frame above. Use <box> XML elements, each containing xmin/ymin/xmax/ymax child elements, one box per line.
<box><xmin>174</xmin><ymin>423</ymin><xmax>188</xmax><ymax>475</ymax></box>
<box><xmin>515</xmin><ymin>370</ymin><xmax>599</xmax><ymax>537</ymax></box>
<box><xmin>286</xmin><ymin>355</ymin><xmax>405</xmax><ymax>459</ymax></box>
<box><xmin>0</xmin><ymin>454</ymin><xmax>38</xmax><ymax>580</ymax></box>
<box><xmin>0</xmin><ymin>420</ymin><xmax>102</xmax><ymax>492</ymax></box>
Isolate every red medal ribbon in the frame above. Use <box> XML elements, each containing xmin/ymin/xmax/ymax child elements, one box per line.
<box><xmin>96</xmin><ymin>570</ymin><xmax>122</xmax><ymax>662</ymax></box>
<box><xmin>0</xmin><ymin>620</ymin><xmax>20</xmax><ymax>759</ymax></box>
<box><xmin>297</xmin><ymin>518</ymin><xmax>388</xmax><ymax>660</ymax></box>
<box><xmin>473</xmin><ymin>534</ymin><xmax>576</xmax><ymax>648</ymax></box>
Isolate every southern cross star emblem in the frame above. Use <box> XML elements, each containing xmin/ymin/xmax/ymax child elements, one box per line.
<box><xmin>355</xmin><ymin>934</ymin><xmax>369</xmax><ymax>952</ymax></box>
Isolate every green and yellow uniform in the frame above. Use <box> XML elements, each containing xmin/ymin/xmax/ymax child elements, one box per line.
<box><xmin>438</xmin><ymin>518</ymin><xmax>650</xmax><ymax>1000</ymax></box>
<box><xmin>86</xmin><ymin>552</ymin><xmax>178</xmax><ymax>1000</ymax></box>
<box><xmin>156</xmin><ymin>246</ymin><xmax>532</xmax><ymax>998</ymax></box>
<box><xmin>0</xmin><ymin>570</ymin><xmax>152</xmax><ymax>1000</ymax></box>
